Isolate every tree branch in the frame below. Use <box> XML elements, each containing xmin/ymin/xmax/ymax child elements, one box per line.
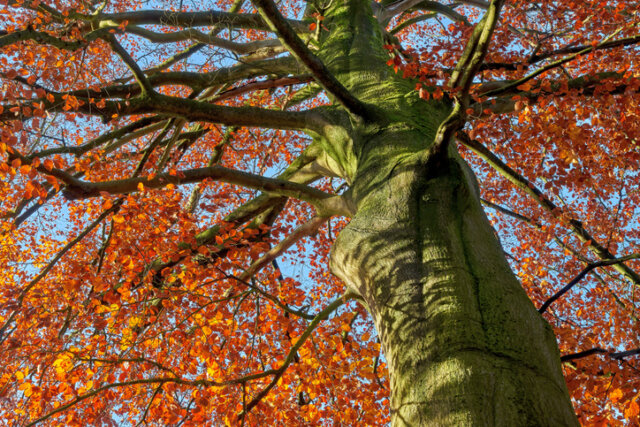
<box><xmin>538</xmin><ymin>254</ymin><xmax>640</xmax><ymax>313</ymax></box>
<box><xmin>2</xmin><ymin>91</ymin><xmax>318</xmax><ymax>131</ymax></box>
<box><xmin>238</xmin><ymin>215</ymin><xmax>328</xmax><ymax>282</ymax></box>
<box><xmin>119</xmin><ymin>25</ymin><xmax>281</xmax><ymax>54</ymax></box>
<box><xmin>251</xmin><ymin>0</ymin><xmax>371</xmax><ymax>119</ymax></box>
<box><xmin>0</xmin><ymin>200</ymin><xmax>122</xmax><ymax>344</ymax></box>
<box><xmin>531</xmin><ymin>33</ymin><xmax>640</xmax><ymax>63</ymax></box>
<box><xmin>47</xmin><ymin>164</ymin><xmax>334</xmax><ymax>208</ymax></box>
<box><xmin>561</xmin><ymin>346</ymin><xmax>640</xmax><ymax>362</ymax></box>
<box><xmin>211</xmin><ymin>76</ymin><xmax>313</xmax><ymax>103</ymax></box>
<box><xmin>29</xmin><ymin>116</ymin><xmax>166</xmax><ymax>158</ymax></box>
<box><xmin>237</xmin><ymin>292</ymin><xmax>354</xmax><ymax>420</ymax></box>
<box><xmin>104</xmin><ymin>33</ymin><xmax>153</xmax><ymax>94</ymax></box>
<box><xmin>23</xmin><ymin>368</ymin><xmax>283</xmax><ymax>427</ymax></box>
<box><xmin>449</xmin><ymin>0</ymin><xmax>504</xmax><ymax>92</ymax></box>
<box><xmin>425</xmin><ymin>0</ymin><xmax>504</xmax><ymax>162</ymax></box>
<box><xmin>380</xmin><ymin>0</ymin><xmax>469</xmax><ymax>25</ymax></box>
<box><xmin>481</xmin><ymin>27</ymin><xmax>626</xmax><ymax>99</ymax></box>
<box><xmin>92</xmin><ymin>9</ymin><xmax>307</xmax><ymax>32</ymax></box>
<box><xmin>67</xmin><ymin>56</ymin><xmax>303</xmax><ymax>98</ymax></box>
<box><xmin>0</xmin><ymin>27</ymin><xmax>109</xmax><ymax>50</ymax></box>
<box><xmin>458</xmin><ymin>131</ymin><xmax>640</xmax><ymax>287</ymax></box>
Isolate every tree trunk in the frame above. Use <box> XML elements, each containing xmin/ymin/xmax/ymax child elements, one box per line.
<box><xmin>330</xmin><ymin>141</ymin><xmax>578</xmax><ymax>425</ymax></box>
<box><xmin>315</xmin><ymin>0</ymin><xmax>579</xmax><ymax>423</ymax></box>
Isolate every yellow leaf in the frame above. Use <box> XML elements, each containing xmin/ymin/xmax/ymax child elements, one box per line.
<box><xmin>113</xmin><ymin>214</ymin><xmax>125</xmax><ymax>223</ymax></box>
<box><xmin>610</xmin><ymin>388</ymin><xmax>623</xmax><ymax>403</ymax></box>
<box><xmin>15</xmin><ymin>370</ymin><xmax>24</xmax><ymax>381</ymax></box>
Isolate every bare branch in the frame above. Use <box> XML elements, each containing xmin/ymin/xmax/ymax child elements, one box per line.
<box><xmin>67</xmin><ymin>56</ymin><xmax>303</xmax><ymax>98</ymax></box>
<box><xmin>481</xmin><ymin>27</ymin><xmax>626</xmax><ymax>99</ymax></box>
<box><xmin>0</xmin><ymin>27</ymin><xmax>109</xmax><ymax>50</ymax></box>
<box><xmin>30</xmin><ymin>117</ymin><xmax>167</xmax><ymax>158</ymax></box>
<box><xmin>105</xmin><ymin>33</ymin><xmax>153</xmax><ymax>94</ymax></box>
<box><xmin>527</xmin><ymin>33</ymin><xmax>640</xmax><ymax>67</ymax></box>
<box><xmin>211</xmin><ymin>76</ymin><xmax>313</xmax><ymax>103</ymax></box>
<box><xmin>380</xmin><ymin>0</ymin><xmax>469</xmax><ymax>25</ymax></box>
<box><xmin>238</xmin><ymin>216</ymin><xmax>328</xmax><ymax>282</ymax></box>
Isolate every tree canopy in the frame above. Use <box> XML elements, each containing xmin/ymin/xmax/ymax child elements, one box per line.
<box><xmin>0</xmin><ymin>0</ymin><xmax>639</xmax><ymax>425</ymax></box>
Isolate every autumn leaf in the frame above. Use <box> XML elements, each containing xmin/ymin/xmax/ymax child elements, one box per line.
<box><xmin>2</xmin><ymin>0</ymin><xmax>640</xmax><ymax>425</ymax></box>
<box><xmin>625</xmin><ymin>399</ymin><xmax>640</xmax><ymax>419</ymax></box>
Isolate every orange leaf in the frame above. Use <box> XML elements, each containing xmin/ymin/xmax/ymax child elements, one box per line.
<box><xmin>610</xmin><ymin>388</ymin><xmax>623</xmax><ymax>403</ymax></box>
<box><xmin>625</xmin><ymin>399</ymin><xmax>640</xmax><ymax>419</ymax></box>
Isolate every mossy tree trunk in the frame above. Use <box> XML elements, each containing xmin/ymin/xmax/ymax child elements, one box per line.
<box><xmin>331</xmin><ymin>150</ymin><xmax>578</xmax><ymax>425</ymax></box>
<box><xmin>310</xmin><ymin>0</ymin><xmax>580</xmax><ymax>424</ymax></box>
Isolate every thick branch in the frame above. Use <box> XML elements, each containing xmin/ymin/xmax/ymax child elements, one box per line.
<box><xmin>449</xmin><ymin>0</ymin><xmax>504</xmax><ymax>92</ymax></box>
<box><xmin>93</xmin><ymin>9</ymin><xmax>306</xmax><ymax>32</ymax></box>
<box><xmin>2</xmin><ymin>92</ymin><xmax>317</xmax><ymax>131</ymax></box>
<box><xmin>211</xmin><ymin>76</ymin><xmax>313</xmax><ymax>103</ymax></box>
<box><xmin>251</xmin><ymin>0</ymin><xmax>371</xmax><ymax>118</ymax></box>
<box><xmin>67</xmin><ymin>56</ymin><xmax>303</xmax><ymax>98</ymax></box>
<box><xmin>425</xmin><ymin>0</ymin><xmax>504</xmax><ymax>162</ymax></box>
<box><xmin>0</xmin><ymin>27</ymin><xmax>109</xmax><ymax>50</ymax></box>
<box><xmin>49</xmin><ymin>164</ymin><xmax>333</xmax><ymax>208</ymax></box>
<box><xmin>120</xmin><ymin>25</ymin><xmax>281</xmax><ymax>54</ymax></box>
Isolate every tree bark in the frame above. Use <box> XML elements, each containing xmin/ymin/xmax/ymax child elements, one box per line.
<box><xmin>314</xmin><ymin>0</ymin><xmax>579</xmax><ymax>424</ymax></box>
<box><xmin>330</xmin><ymin>145</ymin><xmax>578</xmax><ymax>425</ymax></box>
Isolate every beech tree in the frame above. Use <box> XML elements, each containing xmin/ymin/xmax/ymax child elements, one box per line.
<box><xmin>1</xmin><ymin>0</ymin><xmax>640</xmax><ymax>424</ymax></box>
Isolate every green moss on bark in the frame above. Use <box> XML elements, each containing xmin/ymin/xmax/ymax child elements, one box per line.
<box><xmin>309</xmin><ymin>0</ymin><xmax>578</xmax><ymax>424</ymax></box>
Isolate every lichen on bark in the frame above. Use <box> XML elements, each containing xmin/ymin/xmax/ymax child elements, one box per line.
<box><xmin>312</xmin><ymin>0</ymin><xmax>579</xmax><ymax>424</ymax></box>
